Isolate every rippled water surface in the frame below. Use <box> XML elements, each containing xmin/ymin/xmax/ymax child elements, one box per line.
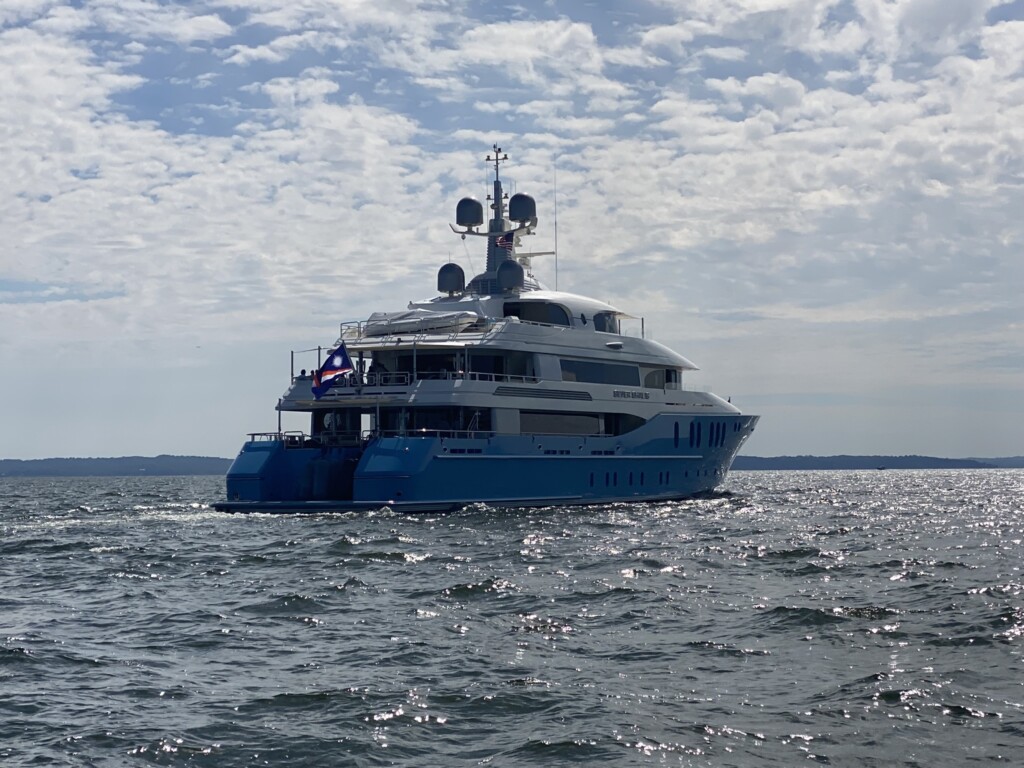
<box><xmin>2</xmin><ymin>470</ymin><xmax>1023</xmax><ymax>766</ymax></box>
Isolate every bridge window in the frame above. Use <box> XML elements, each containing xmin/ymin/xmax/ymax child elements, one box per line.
<box><xmin>504</xmin><ymin>301</ymin><xmax>570</xmax><ymax>326</ymax></box>
<box><xmin>644</xmin><ymin>368</ymin><xmax>666</xmax><ymax>388</ymax></box>
<box><xmin>593</xmin><ymin>312</ymin><xmax>619</xmax><ymax>333</ymax></box>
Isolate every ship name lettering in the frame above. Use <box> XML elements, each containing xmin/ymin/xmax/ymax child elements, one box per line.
<box><xmin>613</xmin><ymin>390</ymin><xmax>650</xmax><ymax>400</ymax></box>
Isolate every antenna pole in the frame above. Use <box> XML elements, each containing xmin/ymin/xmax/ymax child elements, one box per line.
<box><xmin>553</xmin><ymin>162</ymin><xmax>559</xmax><ymax>291</ymax></box>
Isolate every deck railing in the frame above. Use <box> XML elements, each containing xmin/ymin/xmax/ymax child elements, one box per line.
<box><xmin>246</xmin><ymin>428</ymin><xmax>499</xmax><ymax>449</ymax></box>
<box><xmin>295</xmin><ymin>370</ymin><xmax>541</xmax><ymax>389</ymax></box>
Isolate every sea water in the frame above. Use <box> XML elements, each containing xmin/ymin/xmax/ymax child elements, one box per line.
<box><xmin>1</xmin><ymin>470</ymin><xmax>1022</xmax><ymax>766</ymax></box>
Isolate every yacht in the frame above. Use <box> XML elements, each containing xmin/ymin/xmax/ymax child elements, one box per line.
<box><xmin>215</xmin><ymin>146</ymin><xmax>758</xmax><ymax>512</ymax></box>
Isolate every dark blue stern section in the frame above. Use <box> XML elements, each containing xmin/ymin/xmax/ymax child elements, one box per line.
<box><xmin>215</xmin><ymin>414</ymin><xmax>759</xmax><ymax>513</ymax></box>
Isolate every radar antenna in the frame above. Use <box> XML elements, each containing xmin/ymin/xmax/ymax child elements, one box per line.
<box><xmin>447</xmin><ymin>144</ymin><xmax>540</xmax><ymax>294</ymax></box>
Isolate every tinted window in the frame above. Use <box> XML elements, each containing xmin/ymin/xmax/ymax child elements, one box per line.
<box><xmin>560</xmin><ymin>359</ymin><xmax>640</xmax><ymax>386</ymax></box>
<box><xmin>520</xmin><ymin>410</ymin><xmax>600</xmax><ymax>435</ymax></box>
<box><xmin>593</xmin><ymin>312</ymin><xmax>619</xmax><ymax>333</ymax></box>
<box><xmin>644</xmin><ymin>368</ymin><xmax>666</xmax><ymax>388</ymax></box>
<box><xmin>504</xmin><ymin>302</ymin><xmax>570</xmax><ymax>326</ymax></box>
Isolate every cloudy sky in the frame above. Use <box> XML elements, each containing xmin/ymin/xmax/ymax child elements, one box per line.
<box><xmin>2</xmin><ymin>0</ymin><xmax>1022</xmax><ymax>461</ymax></box>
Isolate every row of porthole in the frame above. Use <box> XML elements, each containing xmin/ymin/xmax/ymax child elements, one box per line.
<box><xmin>588</xmin><ymin>469</ymin><xmax>715</xmax><ymax>488</ymax></box>
<box><xmin>590</xmin><ymin>471</ymin><xmax>664</xmax><ymax>488</ymax></box>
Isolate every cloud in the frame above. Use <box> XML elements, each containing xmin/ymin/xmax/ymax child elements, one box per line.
<box><xmin>0</xmin><ymin>0</ymin><xmax>59</xmax><ymax>27</ymax></box>
<box><xmin>224</xmin><ymin>31</ymin><xmax>335</xmax><ymax>66</ymax></box>
<box><xmin>1</xmin><ymin>0</ymin><xmax>1022</xmax><ymax>458</ymax></box>
<box><xmin>87</xmin><ymin>0</ymin><xmax>233</xmax><ymax>44</ymax></box>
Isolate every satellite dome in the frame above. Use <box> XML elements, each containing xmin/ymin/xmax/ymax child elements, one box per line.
<box><xmin>496</xmin><ymin>260</ymin><xmax>525</xmax><ymax>292</ymax></box>
<box><xmin>437</xmin><ymin>263</ymin><xmax>466</xmax><ymax>294</ymax></box>
<box><xmin>456</xmin><ymin>197</ymin><xmax>484</xmax><ymax>227</ymax></box>
<box><xmin>508</xmin><ymin>193</ymin><xmax>536</xmax><ymax>223</ymax></box>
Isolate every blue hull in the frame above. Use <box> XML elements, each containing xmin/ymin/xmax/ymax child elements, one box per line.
<box><xmin>214</xmin><ymin>414</ymin><xmax>758</xmax><ymax>513</ymax></box>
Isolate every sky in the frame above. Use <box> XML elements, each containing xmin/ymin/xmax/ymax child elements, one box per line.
<box><xmin>1</xmin><ymin>0</ymin><xmax>1022</xmax><ymax>461</ymax></box>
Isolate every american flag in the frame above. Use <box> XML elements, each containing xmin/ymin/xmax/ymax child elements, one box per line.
<box><xmin>496</xmin><ymin>232</ymin><xmax>514</xmax><ymax>250</ymax></box>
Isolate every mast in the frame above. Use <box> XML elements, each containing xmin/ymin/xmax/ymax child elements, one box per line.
<box><xmin>485</xmin><ymin>144</ymin><xmax>511</xmax><ymax>274</ymax></box>
<box><xmin>448</xmin><ymin>144</ymin><xmax>538</xmax><ymax>295</ymax></box>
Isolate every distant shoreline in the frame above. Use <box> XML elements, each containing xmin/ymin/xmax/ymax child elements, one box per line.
<box><xmin>0</xmin><ymin>455</ymin><xmax>232</xmax><ymax>477</ymax></box>
<box><xmin>732</xmin><ymin>455</ymin><xmax>1024</xmax><ymax>470</ymax></box>
<box><xmin>1</xmin><ymin>453</ymin><xmax>1022</xmax><ymax>477</ymax></box>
